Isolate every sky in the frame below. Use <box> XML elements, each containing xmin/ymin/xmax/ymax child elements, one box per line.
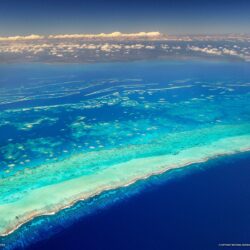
<box><xmin>0</xmin><ymin>0</ymin><xmax>249</xmax><ymax>36</ymax></box>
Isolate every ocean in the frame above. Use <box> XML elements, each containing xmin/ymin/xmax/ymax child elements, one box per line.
<box><xmin>0</xmin><ymin>60</ymin><xmax>249</xmax><ymax>250</ymax></box>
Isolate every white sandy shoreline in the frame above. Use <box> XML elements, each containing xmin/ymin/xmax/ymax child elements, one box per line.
<box><xmin>0</xmin><ymin>136</ymin><xmax>250</xmax><ymax>238</ymax></box>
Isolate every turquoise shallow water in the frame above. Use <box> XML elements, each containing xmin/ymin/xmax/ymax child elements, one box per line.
<box><xmin>0</xmin><ymin>60</ymin><xmax>250</xmax><ymax>248</ymax></box>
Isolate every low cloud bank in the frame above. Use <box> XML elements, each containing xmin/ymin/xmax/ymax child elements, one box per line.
<box><xmin>0</xmin><ymin>32</ymin><xmax>161</xmax><ymax>41</ymax></box>
<box><xmin>0</xmin><ymin>34</ymin><xmax>44</xmax><ymax>41</ymax></box>
<box><xmin>48</xmin><ymin>31</ymin><xmax>161</xmax><ymax>39</ymax></box>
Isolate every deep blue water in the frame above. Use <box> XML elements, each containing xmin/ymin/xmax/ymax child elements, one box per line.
<box><xmin>26</xmin><ymin>153</ymin><xmax>250</xmax><ymax>250</ymax></box>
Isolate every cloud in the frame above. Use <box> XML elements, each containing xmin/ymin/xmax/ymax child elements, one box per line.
<box><xmin>0</xmin><ymin>34</ymin><xmax>44</xmax><ymax>41</ymax></box>
<box><xmin>222</xmin><ymin>48</ymin><xmax>238</xmax><ymax>56</ymax></box>
<box><xmin>145</xmin><ymin>45</ymin><xmax>155</xmax><ymax>49</ymax></box>
<box><xmin>48</xmin><ymin>31</ymin><xmax>161</xmax><ymax>39</ymax></box>
<box><xmin>188</xmin><ymin>46</ymin><xmax>222</xmax><ymax>55</ymax></box>
<box><xmin>124</xmin><ymin>44</ymin><xmax>145</xmax><ymax>49</ymax></box>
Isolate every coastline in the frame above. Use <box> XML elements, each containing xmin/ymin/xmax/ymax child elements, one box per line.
<box><xmin>0</xmin><ymin>135</ymin><xmax>250</xmax><ymax>238</ymax></box>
